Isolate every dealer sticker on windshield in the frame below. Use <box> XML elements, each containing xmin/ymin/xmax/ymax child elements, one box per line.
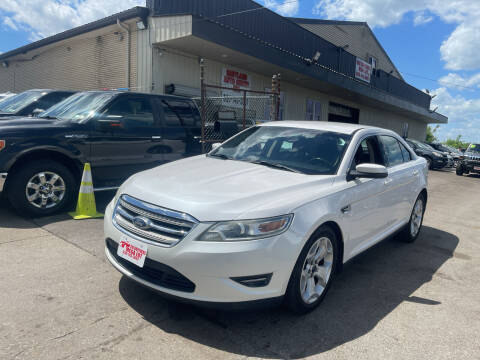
<box><xmin>117</xmin><ymin>236</ymin><xmax>148</xmax><ymax>268</ymax></box>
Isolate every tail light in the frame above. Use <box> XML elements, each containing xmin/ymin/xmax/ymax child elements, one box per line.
<box><xmin>0</xmin><ymin>140</ymin><xmax>5</xmax><ymax>151</ymax></box>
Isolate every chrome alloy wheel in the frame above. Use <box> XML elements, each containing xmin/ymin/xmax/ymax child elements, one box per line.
<box><xmin>410</xmin><ymin>198</ymin><xmax>424</xmax><ymax>237</ymax></box>
<box><xmin>25</xmin><ymin>172</ymin><xmax>66</xmax><ymax>209</ymax></box>
<box><xmin>300</xmin><ymin>237</ymin><xmax>334</xmax><ymax>304</ymax></box>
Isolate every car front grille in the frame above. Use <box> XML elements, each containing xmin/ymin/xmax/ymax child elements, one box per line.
<box><xmin>106</xmin><ymin>238</ymin><xmax>195</xmax><ymax>293</ymax></box>
<box><xmin>113</xmin><ymin>194</ymin><xmax>198</xmax><ymax>247</ymax></box>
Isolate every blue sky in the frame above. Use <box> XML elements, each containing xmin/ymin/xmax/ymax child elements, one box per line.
<box><xmin>1</xmin><ymin>0</ymin><xmax>479</xmax><ymax>142</ymax></box>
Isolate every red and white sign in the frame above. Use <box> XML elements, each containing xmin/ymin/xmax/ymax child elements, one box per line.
<box><xmin>117</xmin><ymin>236</ymin><xmax>148</xmax><ymax>268</ymax></box>
<box><xmin>221</xmin><ymin>68</ymin><xmax>251</xmax><ymax>109</ymax></box>
<box><xmin>355</xmin><ymin>58</ymin><xmax>372</xmax><ymax>83</ymax></box>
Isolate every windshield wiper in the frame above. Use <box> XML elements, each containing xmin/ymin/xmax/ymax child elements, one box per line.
<box><xmin>250</xmin><ymin>160</ymin><xmax>303</xmax><ymax>174</ymax></box>
<box><xmin>207</xmin><ymin>153</ymin><xmax>231</xmax><ymax>160</ymax></box>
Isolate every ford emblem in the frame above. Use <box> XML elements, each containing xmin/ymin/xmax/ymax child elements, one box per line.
<box><xmin>132</xmin><ymin>216</ymin><xmax>152</xmax><ymax>230</ymax></box>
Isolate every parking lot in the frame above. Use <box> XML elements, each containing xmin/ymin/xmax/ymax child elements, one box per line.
<box><xmin>0</xmin><ymin>169</ymin><xmax>479</xmax><ymax>360</ymax></box>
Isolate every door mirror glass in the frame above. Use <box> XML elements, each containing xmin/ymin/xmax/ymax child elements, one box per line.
<box><xmin>349</xmin><ymin>163</ymin><xmax>388</xmax><ymax>180</ymax></box>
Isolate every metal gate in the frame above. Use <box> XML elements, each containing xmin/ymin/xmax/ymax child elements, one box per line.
<box><xmin>196</xmin><ymin>77</ymin><xmax>280</xmax><ymax>153</ymax></box>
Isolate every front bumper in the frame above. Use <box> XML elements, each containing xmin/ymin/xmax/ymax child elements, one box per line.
<box><xmin>0</xmin><ymin>173</ymin><xmax>7</xmax><ymax>192</ymax></box>
<box><xmin>104</xmin><ymin>201</ymin><xmax>298</xmax><ymax>304</ymax></box>
<box><xmin>432</xmin><ymin>157</ymin><xmax>447</xmax><ymax>168</ymax></box>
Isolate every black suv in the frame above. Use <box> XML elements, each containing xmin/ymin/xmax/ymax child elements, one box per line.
<box><xmin>405</xmin><ymin>138</ymin><xmax>447</xmax><ymax>170</ymax></box>
<box><xmin>456</xmin><ymin>144</ymin><xmax>480</xmax><ymax>176</ymax></box>
<box><xmin>427</xmin><ymin>142</ymin><xmax>459</xmax><ymax>166</ymax></box>
<box><xmin>0</xmin><ymin>89</ymin><xmax>75</xmax><ymax>118</ymax></box>
<box><xmin>0</xmin><ymin>91</ymin><xmax>202</xmax><ymax>216</ymax></box>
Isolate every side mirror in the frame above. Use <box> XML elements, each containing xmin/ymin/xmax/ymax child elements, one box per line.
<box><xmin>211</xmin><ymin>143</ymin><xmax>221</xmax><ymax>150</ymax></box>
<box><xmin>32</xmin><ymin>108</ymin><xmax>45</xmax><ymax>116</ymax></box>
<box><xmin>348</xmin><ymin>163</ymin><xmax>388</xmax><ymax>180</ymax></box>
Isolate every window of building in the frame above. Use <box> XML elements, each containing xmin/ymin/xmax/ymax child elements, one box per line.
<box><xmin>306</xmin><ymin>99</ymin><xmax>322</xmax><ymax>121</ymax></box>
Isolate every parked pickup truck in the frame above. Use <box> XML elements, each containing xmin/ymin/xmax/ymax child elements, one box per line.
<box><xmin>0</xmin><ymin>89</ymin><xmax>75</xmax><ymax>118</ymax></box>
<box><xmin>0</xmin><ymin>91</ymin><xmax>203</xmax><ymax>216</ymax></box>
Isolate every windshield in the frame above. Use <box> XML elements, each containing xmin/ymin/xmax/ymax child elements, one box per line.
<box><xmin>39</xmin><ymin>92</ymin><xmax>116</xmax><ymax>122</ymax></box>
<box><xmin>410</xmin><ymin>139</ymin><xmax>434</xmax><ymax>151</ymax></box>
<box><xmin>466</xmin><ymin>144</ymin><xmax>480</xmax><ymax>153</ymax></box>
<box><xmin>0</xmin><ymin>90</ymin><xmax>46</xmax><ymax>113</ymax></box>
<box><xmin>209</xmin><ymin>126</ymin><xmax>352</xmax><ymax>175</ymax></box>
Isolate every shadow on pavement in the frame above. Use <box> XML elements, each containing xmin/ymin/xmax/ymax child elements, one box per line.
<box><xmin>119</xmin><ymin>226</ymin><xmax>458</xmax><ymax>359</ymax></box>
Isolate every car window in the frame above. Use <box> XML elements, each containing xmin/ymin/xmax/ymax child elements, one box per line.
<box><xmin>399</xmin><ymin>142</ymin><xmax>412</xmax><ymax>162</ymax></box>
<box><xmin>161</xmin><ymin>100</ymin><xmax>198</xmax><ymax>127</ymax></box>
<box><xmin>352</xmin><ymin>136</ymin><xmax>384</xmax><ymax>167</ymax></box>
<box><xmin>36</xmin><ymin>92</ymin><xmax>73</xmax><ymax>111</ymax></box>
<box><xmin>211</xmin><ymin>126</ymin><xmax>351</xmax><ymax>175</ymax></box>
<box><xmin>380</xmin><ymin>136</ymin><xmax>404</xmax><ymax>167</ymax></box>
<box><xmin>102</xmin><ymin>97</ymin><xmax>154</xmax><ymax>129</ymax></box>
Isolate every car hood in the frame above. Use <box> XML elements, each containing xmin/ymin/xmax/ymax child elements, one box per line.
<box><xmin>120</xmin><ymin>155</ymin><xmax>337</xmax><ymax>221</ymax></box>
<box><xmin>0</xmin><ymin>117</ymin><xmax>59</xmax><ymax>129</ymax></box>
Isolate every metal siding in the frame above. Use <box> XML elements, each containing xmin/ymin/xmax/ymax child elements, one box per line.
<box><xmin>148</xmin><ymin>0</ymin><xmax>431</xmax><ymax>110</ymax></box>
<box><xmin>150</xmin><ymin>15</ymin><xmax>192</xmax><ymax>43</ymax></box>
<box><xmin>137</xmin><ymin>26</ymin><xmax>153</xmax><ymax>93</ymax></box>
<box><xmin>0</xmin><ymin>28</ymin><xmax>136</xmax><ymax>92</ymax></box>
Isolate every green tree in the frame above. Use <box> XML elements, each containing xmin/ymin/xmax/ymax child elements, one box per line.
<box><xmin>425</xmin><ymin>125</ymin><xmax>439</xmax><ymax>143</ymax></box>
<box><xmin>444</xmin><ymin>135</ymin><xmax>469</xmax><ymax>150</ymax></box>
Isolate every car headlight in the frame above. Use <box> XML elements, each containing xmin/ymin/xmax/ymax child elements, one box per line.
<box><xmin>197</xmin><ymin>214</ymin><xmax>293</xmax><ymax>242</ymax></box>
<box><xmin>432</xmin><ymin>151</ymin><xmax>442</xmax><ymax>157</ymax></box>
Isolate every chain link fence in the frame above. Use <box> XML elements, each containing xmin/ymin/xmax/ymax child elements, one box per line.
<box><xmin>195</xmin><ymin>85</ymin><xmax>279</xmax><ymax>152</ymax></box>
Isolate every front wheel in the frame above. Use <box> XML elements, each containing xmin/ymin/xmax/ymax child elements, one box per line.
<box><xmin>399</xmin><ymin>194</ymin><xmax>425</xmax><ymax>243</ymax></box>
<box><xmin>285</xmin><ymin>226</ymin><xmax>338</xmax><ymax>314</ymax></box>
<box><xmin>456</xmin><ymin>165</ymin><xmax>464</xmax><ymax>176</ymax></box>
<box><xmin>7</xmin><ymin>160</ymin><xmax>77</xmax><ymax>217</ymax></box>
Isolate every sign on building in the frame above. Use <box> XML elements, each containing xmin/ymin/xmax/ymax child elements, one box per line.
<box><xmin>221</xmin><ymin>68</ymin><xmax>251</xmax><ymax>109</ymax></box>
<box><xmin>355</xmin><ymin>58</ymin><xmax>372</xmax><ymax>83</ymax></box>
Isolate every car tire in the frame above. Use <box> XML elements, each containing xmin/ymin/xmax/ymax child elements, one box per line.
<box><xmin>399</xmin><ymin>193</ymin><xmax>426</xmax><ymax>243</ymax></box>
<box><xmin>285</xmin><ymin>225</ymin><xmax>339</xmax><ymax>314</ymax></box>
<box><xmin>456</xmin><ymin>165</ymin><xmax>464</xmax><ymax>176</ymax></box>
<box><xmin>7</xmin><ymin>160</ymin><xmax>77</xmax><ymax>217</ymax></box>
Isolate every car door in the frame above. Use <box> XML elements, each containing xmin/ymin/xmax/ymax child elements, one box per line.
<box><xmin>155</xmin><ymin>98</ymin><xmax>202</xmax><ymax>163</ymax></box>
<box><xmin>341</xmin><ymin>135</ymin><xmax>390</xmax><ymax>256</ymax></box>
<box><xmin>88</xmin><ymin>94</ymin><xmax>164</xmax><ymax>185</ymax></box>
<box><xmin>378</xmin><ymin>135</ymin><xmax>415</xmax><ymax>226</ymax></box>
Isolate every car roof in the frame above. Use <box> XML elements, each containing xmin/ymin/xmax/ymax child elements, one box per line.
<box><xmin>75</xmin><ymin>90</ymin><xmax>195</xmax><ymax>100</ymax></box>
<box><xmin>260</xmin><ymin>121</ymin><xmax>376</xmax><ymax>135</ymax></box>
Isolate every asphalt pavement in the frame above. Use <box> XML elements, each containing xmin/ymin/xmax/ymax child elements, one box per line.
<box><xmin>0</xmin><ymin>170</ymin><xmax>479</xmax><ymax>360</ymax></box>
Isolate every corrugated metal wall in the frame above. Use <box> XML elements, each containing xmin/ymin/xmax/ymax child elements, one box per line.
<box><xmin>296</xmin><ymin>23</ymin><xmax>402</xmax><ymax>79</ymax></box>
<box><xmin>147</xmin><ymin>48</ymin><xmax>427</xmax><ymax>140</ymax></box>
<box><xmin>0</xmin><ymin>25</ymin><xmax>138</xmax><ymax>93</ymax></box>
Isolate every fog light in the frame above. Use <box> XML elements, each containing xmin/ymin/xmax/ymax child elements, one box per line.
<box><xmin>231</xmin><ymin>273</ymin><xmax>273</xmax><ymax>288</ymax></box>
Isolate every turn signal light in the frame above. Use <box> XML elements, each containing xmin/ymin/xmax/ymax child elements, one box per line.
<box><xmin>0</xmin><ymin>140</ymin><xmax>5</xmax><ymax>151</ymax></box>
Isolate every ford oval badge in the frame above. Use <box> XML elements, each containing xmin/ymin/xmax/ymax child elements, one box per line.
<box><xmin>132</xmin><ymin>216</ymin><xmax>152</xmax><ymax>230</ymax></box>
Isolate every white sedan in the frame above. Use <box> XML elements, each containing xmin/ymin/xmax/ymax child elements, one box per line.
<box><xmin>104</xmin><ymin>122</ymin><xmax>428</xmax><ymax>313</ymax></box>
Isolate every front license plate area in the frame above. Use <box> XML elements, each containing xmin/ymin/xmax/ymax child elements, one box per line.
<box><xmin>117</xmin><ymin>236</ymin><xmax>148</xmax><ymax>268</ymax></box>
<box><xmin>474</xmin><ymin>166</ymin><xmax>480</xmax><ymax>171</ymax></box>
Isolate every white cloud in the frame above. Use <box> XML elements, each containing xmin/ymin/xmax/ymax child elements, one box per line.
<box><xmin>0</xmin><ymin>0</ymin><xmax>144</xmax><ymax>40</ymax></box>
<box><xmin>413</xmin><ymin>11</ymin><xmax>433</xmax><ymax>26</ymax></box>
<box><xmin>3</xmin><ymin>17</ymin><xmax>18</xmax><ymax>31</ymax></box>
<box><xmin>431</xmin><ymin>87</ymin><xmax>480</xmax><ymax>142</ymax></box>
<box><xmin>264</xmin><ymin>0</ymin><xmax>299</xmax><ymax>17</ymax></box>
<box><xmin>313</xmin><ymin>0</ymin><xmax>480</xmax><ymax>71</ymax></box>
<box><xmin>438</xmin><ymin>73</ymin><xmax>480</xmax><ymax>91</ymax></box>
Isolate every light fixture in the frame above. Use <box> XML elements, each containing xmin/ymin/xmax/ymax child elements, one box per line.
<box><xmin>313</xmin><ymin>51</ymin><xmax>321</xmax><ymax>62</ymax></box>
<box><xmin>136</xmin><ymin>21</ymin><xmax>146</xmax><ymax>30</ymax></box>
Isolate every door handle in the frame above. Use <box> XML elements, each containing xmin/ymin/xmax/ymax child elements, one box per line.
<box><xmin>341</xmin><ymin>205</ymin><xmax>351</xmax><ymax>214</ymax></box>
<box><xmin>151</xmin><ymin>136</ymin><xmax>162</xmax><ymax>142</ymax></box>
<box><xmin>384</xmin><ymin>178</ymin><xmax>393</xmax><ymax>185</ymax></box>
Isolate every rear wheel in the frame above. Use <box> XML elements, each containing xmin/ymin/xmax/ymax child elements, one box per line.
<box><xmin>285</xmin><ymin>226</ymin><xmax>338</xmax><ymax>314</ymax></box>
<box><xmin>399</xmin><ymin>194</ymin><xmax>425</xmax><ymax>243</ymax></box>
<box><xmin>7</xmin><ymin>160</ymin><xmax>76</xmax><ymax>217</ymax></box>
